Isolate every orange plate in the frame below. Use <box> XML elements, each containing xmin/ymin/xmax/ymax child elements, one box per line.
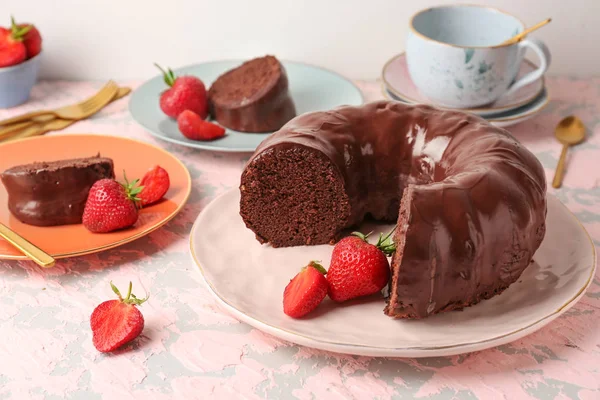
<box><xmin>0</xmin><ymin>134</ymin><xmax>191</xmax><ymax>260</ymax></box>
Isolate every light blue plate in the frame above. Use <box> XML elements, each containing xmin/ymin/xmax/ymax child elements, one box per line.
<box><xmin>129</xmin><ymin>60</ymin><xmax>364</xmax><ymax>152</ymax></box>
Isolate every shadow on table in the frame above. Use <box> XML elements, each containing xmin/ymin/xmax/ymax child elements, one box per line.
<box><xmin>343</xmin><ymin>311</ymin><xmax>595</xmax><ymax>392</ymax></box>
<box><xmin>0</xmin><ymin>210</ymin><xmax>188</xmax><ymax>279</ymax></box>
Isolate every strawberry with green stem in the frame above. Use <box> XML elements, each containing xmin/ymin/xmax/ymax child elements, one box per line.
<box><xmin>327</xmin><ymin>228</ymin><xmax>396</xmax><ymax>302</ymax></box>
<box><xmin>0</xmin><ymin>17</ymin><xmax>31</xmax><ymax>67</ymax></box>
<box><xmin>155</xmin><ymin>63</ymin><xmax>208</xmax><ymax>119</ymax></box>
<box><xmin>10</xmin><ymin>16</ymin><xmax>42</xmax><ymax>59</ymax></box>
<box><xmin>82</xmin><ymin>173</ymin><xmax>144</xmax><ymax>233</ymax></box>
<box><xmin>91</xmin><ymin>281</ymin><xmax>148</xmax><ymax>353</ymax></box>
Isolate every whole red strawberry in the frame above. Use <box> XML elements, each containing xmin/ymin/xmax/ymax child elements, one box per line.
<box><xmin>177</xmin><ymin>110</ymin><xmax>225</xmax><ymax>141</ymax></box>
<box><xmin>283</xmin><ymin>261</ymin><xmax>329</xmax><ymax>318</ymax></box>
<box><xmin>11</xmin><ymin>17</ymin><xmax>42</xmax><ymax>59</ymax></box>
<box><xmin>82</xmin><ymin>176</ymin><xmax>142</xmax><ymax>233</ymax></box>
<box><xmin>155</xmin><ymin>64</ymin><xmax>208</xmax><ymax>119</ymax></box>
<box><xmin>139</xmin><ymin>165</ymin><xmax>170</xmax><ymax>206</ymax></box>
<box><xmin>327</xmin><ymin>230</ymin><xmax>395</xmax><ymax>302</ymax></box>
<box><xmin>91</xmin><ymin>281</ymin><xmax>148</xmax><ymax>353</ymax></box>
<box><xmin>0</xmin><ymin>24</ymin><xmax>27</xmax><ymax>68</ymax></box>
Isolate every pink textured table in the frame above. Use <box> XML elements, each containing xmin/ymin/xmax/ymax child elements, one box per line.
<box><xmin>0</xmin><ymin>78</ymin><xmax>598</xmax><ymax>399</ymax></box>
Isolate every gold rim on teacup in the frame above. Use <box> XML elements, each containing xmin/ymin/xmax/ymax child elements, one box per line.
<box><xmin>409</xmin><ymin>4</ymin><xmax>526</xmax><ymax>49</ymax></box>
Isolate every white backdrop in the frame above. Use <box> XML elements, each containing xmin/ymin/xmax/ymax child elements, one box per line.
<box><xmin>4</xmin><ymin>0</ymin><xmax>600</xmax><ymax>80</ymax></box>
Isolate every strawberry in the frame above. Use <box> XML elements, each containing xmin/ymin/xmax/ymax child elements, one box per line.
<box><xmin>0</xmin><ymin>24</ymin><xmax>27</xmax><ymax>68</ymax></box>
<box><xmin>283</xmin><ymin>261</ymin><xmax>329</xmax><ymax>318</ymax></box>
<box><xmin>155</xmin><ymin>64</ymin><xmax>208</xmax><ymax>119</ymax></box>
<box><xmin>327</xmin><ymin>230</ymin><xmax>395</xmax><ymax>302</ymax></box>
<box><xmin>82</xmin><ymin>176</ymin><xmax>142</xmax><ymax>233</ymax></box>
<box><xmin>177</xmin><ymin>110</ymin><xmax>226</xmax><ymax>141</ymax></box>
<box><xmin>11</xmin><ymin>17</ymin><xmax>42</xmax><ymax>59</ymax></box>
<box><xmin>139</xmin><ymin>165</ymin><xmax>170</xmax><ymax>206</ymax></box>
<box><xmin>91</xmin><ymin>281</ymin><xmax>148</xmax><ymax>353</ymax></box>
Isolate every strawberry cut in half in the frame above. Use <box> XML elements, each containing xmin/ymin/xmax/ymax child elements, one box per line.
<box><xmin>91</xmin><ymin>281</ymin><xmax>148</xmax><ymax>353</ymax></box>
<box><xmin>139</xmin><ymin>165</ymin><xmax>170</xmax><ymax>206</ymax></box>
<box><xmin>177</xmin><ymin>110</ymin><xmax>225</xmax><ymax>141</ymax></box>
<box><xmin>283</xmin><ymin>261</ymin><xmax>329</xmax><ymax>318</ymax></box>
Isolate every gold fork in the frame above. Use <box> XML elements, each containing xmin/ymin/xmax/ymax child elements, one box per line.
<box><xmin>0</xmin><ymin>80</ymin><xmax>119</xmax><ymax>130</ymax></box>
<box><xmin>0</xmin><ymin>222</ymin><xmax>55</xmax><ymax>268</ymax></box>
<box><xmin>1</xmin><ymin>87</ymin><xmax>132</xmax><ymax>143</ymax></box>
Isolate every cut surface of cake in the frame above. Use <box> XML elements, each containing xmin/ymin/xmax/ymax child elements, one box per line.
<box><xmin>208</xmin><ymin>55</ymin><xmax>296</xmax><ymax>133</ymax></box>
<box><xmin>239</xmin><ymin>101</ymin><xmax>547</xmax><ymax>319</ymax></box>
<box><xmin>1</xmin><ymin>156</ymin><xmax>115</xmax><ymax>226</ymax></box>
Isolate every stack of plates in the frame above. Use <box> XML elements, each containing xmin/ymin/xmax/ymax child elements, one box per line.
<box><xmin>382</xmin><ymin>53</ymin><xmax>549</xmax><ymax>128</ymax></box>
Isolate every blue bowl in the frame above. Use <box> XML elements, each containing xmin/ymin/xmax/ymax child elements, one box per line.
<box><xmin>0</xmin><ymin>53</ymin><xmax>41</xmax><ymax>108</ymax></box>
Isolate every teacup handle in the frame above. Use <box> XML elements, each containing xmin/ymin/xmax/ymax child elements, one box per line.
<box><xmin>502</xmin><ymin>38</ymin><xmax>551</xmax><ymax>97</ymax></box>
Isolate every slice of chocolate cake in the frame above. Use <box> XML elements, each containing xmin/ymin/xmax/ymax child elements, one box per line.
<box><xmin>1</xmin><ymin>156</ymin><xmax>115</xmax><ymax>226</ymax></box>
<box><xmin>208</xmin><ymin>55</ymin><xmax>296</xmax><ymax>133</ymax></box>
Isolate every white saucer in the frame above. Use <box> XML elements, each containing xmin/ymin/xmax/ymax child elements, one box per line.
<box><xmin>190</xmin><ymin>189</ymin><xmax>596</xmax><ymax>358</ymax></box>
<box><xmin>382</xmin><ymin>53</ymin><xmax>545</xmax><ymax>116</ymax></box>
<box><xmin>384</xmin><ymin>86</ymin><xmax>550</xmax><ymax>128</ymax></box>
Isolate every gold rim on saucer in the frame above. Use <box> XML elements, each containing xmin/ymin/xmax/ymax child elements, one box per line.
<box><xmin>380</xmin><ymin>82</ymin><xmax>551</xmax><ymax>123</ymax></box>
<box><xmin>381</xmin><ymin>53</ymin><xmax>546</xmax><ymax>114</ymax></box>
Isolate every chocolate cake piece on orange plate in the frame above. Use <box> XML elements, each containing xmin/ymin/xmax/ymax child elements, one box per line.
<box><xmin>1</xmin><ymin>155</ymin><xmax>114</xmax><ymax>226</ymax></box>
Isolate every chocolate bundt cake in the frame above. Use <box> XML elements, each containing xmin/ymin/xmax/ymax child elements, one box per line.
<box><xmin>1</xmin><ymin>156</ymin><xmax>115</xmax><ymax>226</ymax></box>
<box><xmin>208</xmin><ymin>56</ymin><xmax>296</xmax><ymax>133</ymax></box>
<box><xmin>239</xmin><ymin>101</ymin><xmax>547</xmax><ymax>319</ymax></box>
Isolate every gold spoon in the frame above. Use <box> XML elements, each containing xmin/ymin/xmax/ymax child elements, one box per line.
<box><xmin>501</xmin><ymin>18</ymin><xmax>552</xmax><ymax>45</ymax></box>
<box><xmin>552</xmin><ymin>116</ymin><xmax>586</xmax><ymax>188</ymax></box>
<box><xmin>0</xmin><ymin>223</ymin><xmax>55</xmax><ymax>267</ymax></box>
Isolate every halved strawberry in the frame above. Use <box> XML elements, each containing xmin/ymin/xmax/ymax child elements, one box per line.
<box><xmin>91</xmin><ymin>281</ymin><xmax>148</xmax><ymax>353</ymax></box>
<box><xmin>139</xmin><ymin>165</ymin><xmax>170</xmax><ymax>206</ymax></box>
<box><xmin>177</xmin><ymin>110</ymin><xmax>225</xmax><ymax>141</ymax></box>
<box><xmin>283</xmin><ymin>261</ymin><xmax>328</xmax><ymax>318</ymax></box>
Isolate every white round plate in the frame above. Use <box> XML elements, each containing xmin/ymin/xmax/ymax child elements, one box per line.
<box><xmin>129</xmin><ymin>60</ymin><xmax>363</xmax><ymax>153</ymax></box>
<box><xmin>383</xmin><ymin>86</ymin><xmax>550</xmax><ymax>128</ymax></box>
<box><xmin>190</xmin><ymin>189</ymin><xmax>596</xmax><ymax>358</ymax></box>
<box><xmin>382</xmin><ymin>52</ymin><xmax>545</xmax><ymax>116</ymax></box>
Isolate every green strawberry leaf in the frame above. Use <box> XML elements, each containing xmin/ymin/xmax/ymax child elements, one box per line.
<box><xmin>111</xmin><ymin>281</ymin><xmax>149</xmax><ymax>306</ymax></box>
<box><xmin>308</xmin><ymin>260</ymin><xmax>327</xmax><ymax>275</ymax></box>
<box><xmin>154</xmin><ymin>63</ymin><xmax>177</xmax><ymax>87</ymax></box>
<box><xmin>376</xmin><ymin>226</ymin><xmax>397</xmax><ymax>256</ymax></box>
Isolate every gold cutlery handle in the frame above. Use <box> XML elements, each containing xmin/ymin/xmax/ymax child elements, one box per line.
<box><xmin>0</xmin><ymin>223</ymin><xmax>55</xmax><ymax>268</ymax></box>
<box><xmin>0</xmin><ymin>110</ymin><xmax>56</xmax><ymax>127</ymax></box>
<box><xmin>0</xmin><ymin>121</ymin><xmax>36</xmax><ymax>138</ymax></box>
<box><xmin>552</xmin><ymin>144</ymin><xmax>569</xmax><ymax>188</ymax></box>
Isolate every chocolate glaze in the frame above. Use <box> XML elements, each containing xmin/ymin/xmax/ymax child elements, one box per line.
<box><xmin>240</xmin><ymin>101</ymin><xmax>547</xmax><ymax>319</ymax></box>
<box><xmin>208</xmin><ymin>56</ymin><xmax>296</xmax><ymax>133</ymax></box>
<box><xmin>1</xmin><ymin>156</ymin><xmax>115</xmax><ymax>226</ymax></box>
